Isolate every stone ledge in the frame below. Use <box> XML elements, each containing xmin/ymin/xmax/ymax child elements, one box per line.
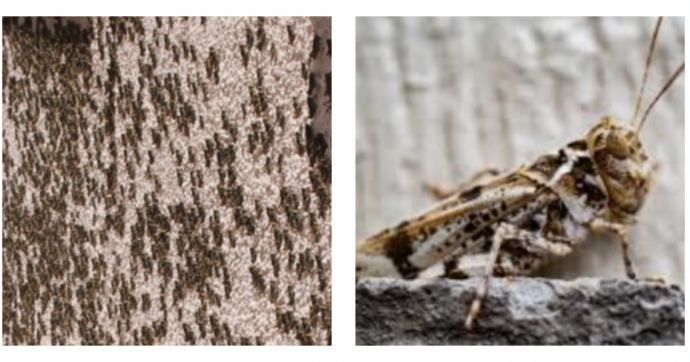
<box><xmin>356</xmin><ymin>278</ymin><xmax>684</xmax><ymax>345</ymax></box>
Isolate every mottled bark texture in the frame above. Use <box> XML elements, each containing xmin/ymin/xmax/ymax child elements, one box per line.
<box><xmin>3</xmin><ymin>16</ymin><xmax>331</xmax><ymax>345</ymax></box>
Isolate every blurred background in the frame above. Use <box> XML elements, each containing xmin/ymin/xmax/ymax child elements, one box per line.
<box><xmin>356</xmin><ymin>17</ymin><xmax>684</xmax><ymax>285</ymax></box>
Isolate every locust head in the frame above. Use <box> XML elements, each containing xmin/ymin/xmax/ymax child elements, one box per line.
<box><xmin>587</xmin><ymin>38</ymin><xmax>684</xmax><ymax>222</ymax></box>
<box><xmin>586</xmin><ymin>117</ymin><xmax>656</xmax><ymax>222</ymax></box>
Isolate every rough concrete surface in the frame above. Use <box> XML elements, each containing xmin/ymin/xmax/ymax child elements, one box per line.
<box><xmin>356</xmin><ymin>278</ymin><xmax>684</xmax><ymax>345</ymax></box>
<box><xmin>356</xmin><ymin>18</ymin><xmax>684</xmax><ymax>285</ymax></box>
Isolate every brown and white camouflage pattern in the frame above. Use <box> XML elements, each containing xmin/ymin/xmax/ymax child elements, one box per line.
<box><xmin>3</xmin><ymin>16</ymin><xmax>331</xmax><ymax>345</ymax></box>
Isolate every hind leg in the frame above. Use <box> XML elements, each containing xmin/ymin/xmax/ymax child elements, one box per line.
<box><xmin>462</xmin><ymin>223</ymin><xmax>574</xmax><ymax>330</ymax></box>
<box><xmin>425</xmin><ymin>166</ymin><xmax>502</xmax><ymax>200</ymax></box>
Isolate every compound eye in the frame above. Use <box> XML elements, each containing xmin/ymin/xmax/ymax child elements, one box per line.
<box><xmin>606</xmin><ymin>133</ymin><xmax>631</xmax><ymax>159</ymax></box>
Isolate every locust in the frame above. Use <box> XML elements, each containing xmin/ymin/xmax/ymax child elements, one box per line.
<box><xmin>355</xmin><ymin>17</ymin><xmax>684</xmax><ymax>330</ymax></box>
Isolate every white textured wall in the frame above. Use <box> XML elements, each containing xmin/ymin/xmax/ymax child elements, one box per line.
<box><xmin>356</xmin><ymin>17</ymin><xmax>684</xmax><ymax>285</ymax></box>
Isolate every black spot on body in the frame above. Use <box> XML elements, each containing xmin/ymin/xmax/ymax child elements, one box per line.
<box><xmin>477</xmin><ymin>227</ymin><xmax>495</xmax><ymax>242</ymax></box>
<box><xmin>443</xmin><ymin>259</ymin><xmax>458</xmax><ymax>275</ymax></box>
<box><xmin>459</xmin><ymin>185</ymin><xmax>482</xmax><ymax>201</ymax></box>
<box><xmin>583</xmin><ymin>183</ymin><xmax>607</xmax><ymax>204</ymax></box>
<box><xmin>444</xmin><ymin>261</ymin><xmax>469</xmax><ymax>279</ymax></box>
<box><xmin>522</xmin><ymin>217</ymin><xmax>541</xmax><ymax>232</ymax></box>
<box><xmin>464</xmin><ymin>222</ymin><xmax>477</xmax><ymax>234</ymax></box>
<box><xmin>574</xmin><ymin>156</ymin><xmax>595</xmax><ymax>175</ymax></box>
<box><xmin>567</xmin><ymin>140</ymin><xmax>588</xmax><ymax>151</ymax></box>
<box><xmin>385</xmin><ymin>235</ymin><xmax>419</xmax><ymax>279</ymax></box>
<box><xmin>425</xmin><ymin>226</ymin><xmax>437</xmax><ymax>237</ymax></box>
<box><xmin>557</xmin><ymin>149</ymin><xmax>568</xmax><ymax>164</ymax></box>
<box><xmin>493</xmin><ymin>263</ymin><xmax>510</xmax><ymax>277</ymax></box>
<box><xmin>502</xmin><ymin>244</ymin><xmax>532</xmax><ymax>261</ymax></box>
<box><xmin>395</xmin><ymin>221</ymin><xmax>410</xmax><ymax>231</ymax></box>
<box><xmin>550</xmin><ymin>200</ymin><xmax>569</xmax><ymax>220</ymax></box>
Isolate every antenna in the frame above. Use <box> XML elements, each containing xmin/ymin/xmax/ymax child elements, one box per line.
<box><xmin>631</xmin><ymin>17</ymin><xmax>664</xmax><ymax>127</ymax></box>
<box><xmin>637</xmin><ymin>62</ymin><xmax>685</xmax><ymax>133</ymax></box>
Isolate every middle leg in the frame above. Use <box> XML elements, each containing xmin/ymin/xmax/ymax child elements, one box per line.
<box><xmin>461</xmin><ymin>223</ymin><xmax>574</xmax><ymax>329</ymax></box>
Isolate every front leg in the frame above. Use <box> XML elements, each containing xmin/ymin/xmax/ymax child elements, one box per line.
<box><xmin>589</xmin><ymin>218</ymin><xmax>637</xmax><ymax>280</ymax></box>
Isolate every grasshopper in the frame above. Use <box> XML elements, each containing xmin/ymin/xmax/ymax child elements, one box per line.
<box><xmin>355</xmin><ymin>17</ymin><xmax>684</xmax><ymax>329</ymax></box>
